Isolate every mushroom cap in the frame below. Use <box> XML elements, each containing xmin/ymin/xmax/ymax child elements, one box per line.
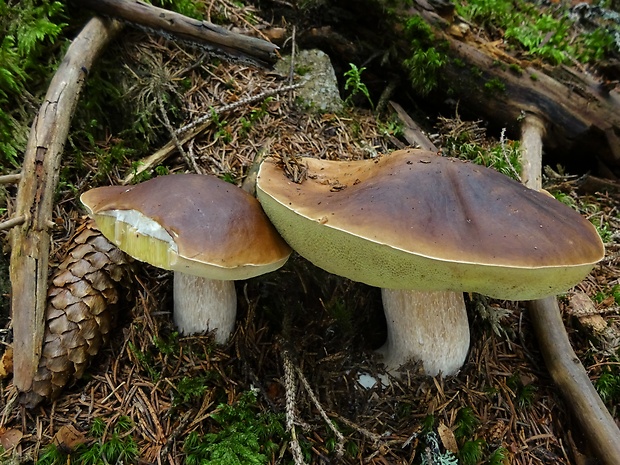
<box><xmin>256</xmin><ymin>149</ymin><xmax>605</xmax><ymax>300</ymax></box>
<box><xmin>81</xmin><ymin>174</ymin><xmax>291</xmax><ymax>280</ymax></box>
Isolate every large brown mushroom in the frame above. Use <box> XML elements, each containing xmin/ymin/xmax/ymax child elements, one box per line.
<box><xmin>81</xmin><ymin>173</ymin><xmax>291</xmax><ymax>343</ymax></box>
<box><xmin>256</xmin><ymin>149</ymin><xmax>604</xmax><ymax>375</ymax></box>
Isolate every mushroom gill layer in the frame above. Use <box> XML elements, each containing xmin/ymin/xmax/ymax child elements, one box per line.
<box><xmin>256</xmin><ymin>149</ymin><xmax>605</xmax><ymax>300</ymax></box>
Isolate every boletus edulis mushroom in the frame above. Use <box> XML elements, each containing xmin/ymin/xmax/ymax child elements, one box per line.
<box><xmin>256</xmin><ymin>149</ymin><xmax>605</xmax><ymax>375</ymax></box>
<box><xmin>81</xmin><ymin>173</ymin><xmax>291</xmax><ymax>344</ymax></box>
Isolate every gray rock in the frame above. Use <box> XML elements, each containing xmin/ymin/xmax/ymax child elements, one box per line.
<box><xmin>275</xmin><ymin>49</ymin><xmax>343</xmax><ymax>113</ymax></box>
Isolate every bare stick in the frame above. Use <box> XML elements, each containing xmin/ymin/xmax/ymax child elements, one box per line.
<box><xmin>176</xmin><ymin>84</ymin><xmax>301</xmax><ymax>135</ymax></box>
<box><xmin>158</xmin><ymin>97</ymin><xmax>203</xmax><ymax>174</ymax></box>
<box><xmin>80</xmin><ymin>0</ymin><xmax>279</xmax><ymax>68</ymax></box>
<box><xmin>528</xmin><ymin>298</ymin><xmax>620</xmax><ymax>464</ymax></box>
<box><xmin>520</xmin><ymin>115</ymin><xmax>545</xmax><ymax>188</ymax></box>
<box><xmin>389</xmin><ymin>101</ymin><xmax>437</xmax><ymax>152</ymax></box>
<box><xmin>0</xmin><ymin>174</ymin><xmax>21</xmax><ymax>185</ymax></box>
<box><xmin>10</xmin><ymin>17</ymin><xmax>122</xmax><ymax>394</ymax></box>
<box><xmin>520</xmin><ymin>113</ymin><xmax>620</xmax><ymax>465</ymax></box>
<box><xmin>0</xmin><ymin>216</ymin><xmax>26</xmax><ymax>232</ymax></box>
<box><xmin>295</xmin><ymin>365</ymin><xmax>345</xmax><ymax>457</ymax></box>
<box><xmin>281</xmin><ymin>345</ymin><xmax>308</xmax><ymax>465</ymax></box>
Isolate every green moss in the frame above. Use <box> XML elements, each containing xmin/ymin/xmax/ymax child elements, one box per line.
<box><xmin>183</xmin><ymin>391</ymin><xmax>285</xmax><ymax>465</ymax></box>
<box><xmin>402</xmin><ymin>15</ymin><xmax>448</xmax><ymax>95</ymax></box>
<box><xmin>509</xmin><ymin>63</ymin><xmax>523</xmax><ymax>75</ymax></box>
<box><xmin>38</xmin><ymin>416</ymin><xmax>140</xmax><ymax>465</ymax></box>
<box><xmin>483</xmin><ymin>77</ymin><xmax>506</xmax><ymax>94</ymax></box>
<box><xmin>470</xmin><ymin>66</ymin><xmax>483</xmax><ymax>78</ymax></box>
<box><xmin>455</xmin><ymin>0</ymin><xmax>618</xmax><ymax>66</ymax></box>
<box><xmin>0</xmin><ymin>0</ymin><xmax>68</xmax><ymax>168</ymax></box>
<box><xmin>458</xmin><ymin>439</ymin><xmax>486</xmax><ymax>465</ymax></box>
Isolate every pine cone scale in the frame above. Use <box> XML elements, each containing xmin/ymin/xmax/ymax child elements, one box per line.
<box><xmin>19</xmin><ymin>220</ymin><xmax>133</xmax><ymax>407</ymax></box>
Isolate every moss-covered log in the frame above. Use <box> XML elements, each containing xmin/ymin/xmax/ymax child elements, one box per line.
<box><xmin>293</xmin><ymin>0</ymin><xmax>620</xmax><ymax>177</ymax></box>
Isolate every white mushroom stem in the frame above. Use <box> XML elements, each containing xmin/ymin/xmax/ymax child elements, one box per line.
<box><xmin>379</xmin><ymin>289</ymin><xmax>470</xmax><ymax>376</ymax></box>
<box><xmin>173</xmin><ymin>272</ymin><xmax>237</xmax><ymax>344</ymax></box>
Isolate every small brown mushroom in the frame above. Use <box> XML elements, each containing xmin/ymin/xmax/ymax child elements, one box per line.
<box><xmin>81</xmin><ymin>174</ymin><xmax>291</xmax><ymax>343</ymax></box>
<box><xmin>256</xmin><ymin>149</ymin><xmax>604</xmax><ymax>375</ymax></box>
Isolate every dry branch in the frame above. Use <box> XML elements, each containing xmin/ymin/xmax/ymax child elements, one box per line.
<box><xmin>79</xmin><ymin>0</ymin><xmax>279</xmax><ymax>67</ymax></box>
<box><xmin>10</xmin><ymin>17</ymin><xmax>122</xmax><ymax>395</ymax></box>
<box><xmin>520</xmin><ymin>115</ymin><xmax>620</xmax><ymax>464</ymax></box>
<box><xmin>122</xmin><ymin>83</ymin><xmax>301</xmax><ymax>184</ymax></box>
<box><xmin>528</xmin><ymin>298</ymin><xmax>620</xmax><ymax>464</ymax></box>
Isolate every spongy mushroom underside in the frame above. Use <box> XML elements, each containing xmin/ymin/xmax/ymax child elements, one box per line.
<box><xmin>256</xmin><ymin>150</ymin><xmax>605</xmax><ymax>300</ymax></box>
<box><xmin>92</xmin><ymin>210</ymin><xmax>288</xmax><ymax>281</ymax></box>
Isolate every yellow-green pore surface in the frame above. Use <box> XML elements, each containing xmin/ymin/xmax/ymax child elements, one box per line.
<box><xmin>81</xmin><ymin>174</ymin><xmax>291</xmax><ymax>280</ymax></box>
<box><xmin>256</xmin><ymin>149</ymin><xmax>605</xmax><ymax>300</ymax></box>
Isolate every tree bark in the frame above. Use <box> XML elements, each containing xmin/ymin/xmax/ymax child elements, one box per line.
<box><xmin>10</xmin><ymin>17</ymin><xmax>122</xmax><ymax>393</ymax></box>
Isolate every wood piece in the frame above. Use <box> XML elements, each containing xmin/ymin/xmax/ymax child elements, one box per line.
<box><xmin>80</xmin><ymin>0</ymin><xmax>279</xmax><ymax>67</ymax></box>
<box><xmin>0</xmin><ymin>174</ymin><xmax>21</xmax><ymax>185</ymax></box>
<box><xmin>10</xmin><ymin>17</ymin><xmax>122</xmax><ymax>394</ymax></box>
<box><xmin>520</xmin><ymin>114</ymin><xmax>545</xmax><ymax>188</ymax></box>
<box><xmin>519</xmin><ymin>116</ymin><xmax>620</xmax><ymax>464</ymax></box>
<box><xmin>0</xmin><ymin>216</ymin><xmax>25</xmax><ymax>232</ymax></box>
<box><xmin>528</xmin><ymin>297</ymin><xmax>620</xmax><ymax>465</ymax></box>
<box><xmin>389</xmin><ymin>101</ymin><xmax>437</xmax><ymax>152</ymax></box>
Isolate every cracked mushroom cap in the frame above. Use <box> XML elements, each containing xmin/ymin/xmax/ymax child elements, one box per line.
<box><xmin>256</xmin><ymin>149</ymin><xmax>605</xmax><ymax>300</ymax></box>
<box><xmin>81</xmin><ymin>174</ymin><xmax>291</xmax><ymax>280</ymax></box>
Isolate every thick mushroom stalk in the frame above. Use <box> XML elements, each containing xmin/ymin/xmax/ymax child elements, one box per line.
<box><xmin>173</xmin><ymin>273</ymin><xmax>236</xmax><ymax>343</ymax></box>
<box><xmin>380</xmin><ymin>289</ymin><xmax>469</xmax><ymax>376</ymax></box>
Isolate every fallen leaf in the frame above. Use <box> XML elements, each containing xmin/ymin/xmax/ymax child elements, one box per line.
<box><xmin>0</xmin><ymin>428</ymin><xmax>23</xmax><ymax>450</ymax></box>
<box><xmin>437</xmin><ymin>421</ymin><xmax>458</xmax><ymax>454</ymax></box>
<box><xmin>52</xmin><ymin>425</ymin><xmax>87</xmax><ymax>453</ymax></box>
<box><xmin>0</xmin><ymin>347</ymin><xmax>13</xmax><ymax>378</ymax></box>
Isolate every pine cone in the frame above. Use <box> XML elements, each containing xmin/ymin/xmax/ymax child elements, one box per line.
<box><xmin>19</xmin><ymin>220</ymin><xmax>133</xmax><ymax>407</ymax></box>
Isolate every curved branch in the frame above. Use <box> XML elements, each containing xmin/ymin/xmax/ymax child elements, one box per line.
<box><xmin>10</xmin><ymin>17</ymin><xmax>123</xmax><ymax>393</ymax></box>
<box><xmin>521</xmin><ymin>115</ymin><xmax>620</xmax><ymax>465</ymax></box>
<box><xmin>528</xmin><ymin>298</ymin><xmax>620</xmax><ymax>464</ymax></box>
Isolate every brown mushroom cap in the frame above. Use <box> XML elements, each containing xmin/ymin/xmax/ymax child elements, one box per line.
<box><xmin>81</xmin><ymin>174</ymin><xmax>291</xmax><ymax>280</ymax></box>
<box><xmin>256</xmin><ymin>149</ymin><xmax>604</xmax><ymax>300</ymax></box>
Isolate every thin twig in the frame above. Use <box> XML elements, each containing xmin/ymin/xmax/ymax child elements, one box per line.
<box><xmin>295</xmin><ymin>365</ymin><xmax>345</xmax><ymax>458</ymax></box>
<box><xmin>176</xmin><ymin>84</ymin><xmax>302</xmax><ymax>135</ymax></box>
<box><xmin>158</xmin><ymin>96</ymin><xmax>203</xmax><ymax>174</ymax></box>
<box><xmin>159</xmin><ymin>410</ymin><xmax>194</xmax><ymax>460</ymax></box>
<box><xmin>500</xmin><ymin>127</ymin><xmax>522</xmax><ymax>182</ymax></box>
<box><xmin>288</xmin><ymin>26</ymin><xmax>296</xmax><ymax>85</ymax></box>
<box><xmin>281</xmin><ymin>344</ymin><xmax>308</xmax><ymax>465</ymax></box>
